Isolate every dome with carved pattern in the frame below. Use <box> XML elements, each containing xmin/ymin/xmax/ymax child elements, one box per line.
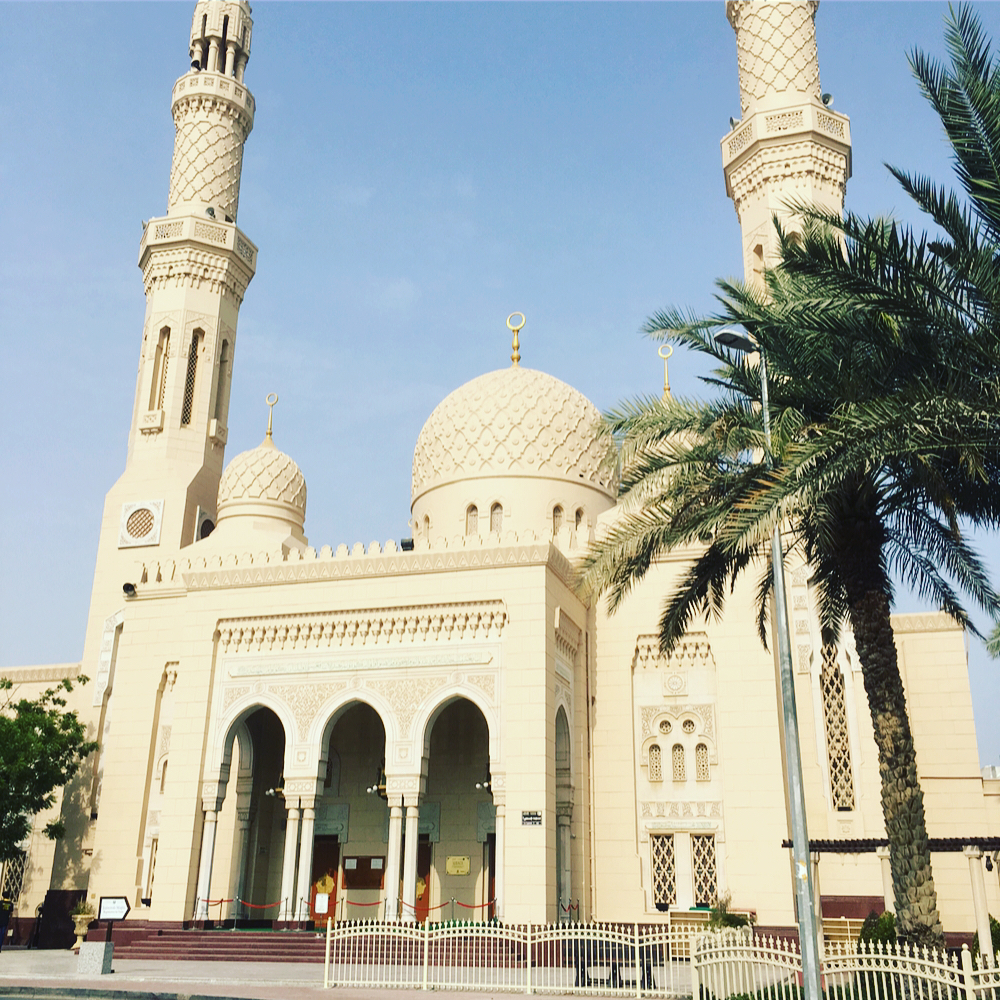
<box><xmin>412</xmin><ymin>366</ymin><xmax>618</xmax><ymax>503</ymax></box>
<box><xmin>217</xmin><ymin>435</ymin><xmax>307</xmax><ymax>527</ymax></box>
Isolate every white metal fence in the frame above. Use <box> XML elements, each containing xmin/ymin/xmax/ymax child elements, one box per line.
<box><xmin>320</xmin><ymin>920</ymin><xmax>1000</xmax><ymax>999</ymax></box>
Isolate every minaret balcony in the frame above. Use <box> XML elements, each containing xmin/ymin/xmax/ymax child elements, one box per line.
<box><xmin>139</xmin><ymin>214</ymin><xmax>257</xmax><ymax>273</ymax></box>
<box><xmin>720</xmin><ymin>99</ymin><xmax>851</xmax><ymax>178</ymax></box>
<box><xmin>171</xmin><ymin>70</ymin><xmax>255</xmax><ymax>121</ymax></box>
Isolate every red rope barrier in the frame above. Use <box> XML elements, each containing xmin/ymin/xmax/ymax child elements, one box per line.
<box><xmin>454</xmin><ymin>899</ymin><xmax>496</xmax><ymax>909</ymax></box>
<box><xmin>237</xmin><ymin>898</ymin><xmax>283</xmax><ymax>910</ymax></box>
<box><xmin>344</xmin><ymin>898</ymin><xmax>382</xmax><ymax>907</ymax></box>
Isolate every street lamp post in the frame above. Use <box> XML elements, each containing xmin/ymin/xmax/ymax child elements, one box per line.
<box><xmin>714</xmin><ymin>325</ymin><xmax>823</xmax><ymax>1000</ymax></box>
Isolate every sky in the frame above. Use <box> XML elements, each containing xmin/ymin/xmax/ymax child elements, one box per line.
<box><xmin>0</xmin><ymin>2</ymin><xmax>997</xmax><ymax>765</ymax></box>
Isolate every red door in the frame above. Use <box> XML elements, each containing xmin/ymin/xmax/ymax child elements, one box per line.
<box><xmin>414</xmin><ymin>840</ymin><xmax>432</xmax><ymax>923</ymax></box>
<box><xmin>310</xmin><ymin>836</ymin><xmax>339</xmax><ymax>921</ymax></box>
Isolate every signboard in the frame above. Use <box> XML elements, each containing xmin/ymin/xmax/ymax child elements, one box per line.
<box><xmin>521</xmin><ymin>810</ymin><xmax>542</xmax><ymax>826</ymax></box>
<box><xmin>314</xmin><ymin>892</ymin><xmax>329</xmax><ymax>914</ymax></box>
<box><xmin>98</xmin><ymin>896</ymin><xmax>131</xmax><ymax>922</ymax></box>
<box><xmin>445</xmin><ymin>856</ymin><xmax>471</xmax><ymax>876</ymax></box>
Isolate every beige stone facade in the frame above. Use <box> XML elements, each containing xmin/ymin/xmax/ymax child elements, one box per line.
<box><xmin>3</xmin><ymin>0</ymin><xmax>997</xmax><ymax>941</ymax></box>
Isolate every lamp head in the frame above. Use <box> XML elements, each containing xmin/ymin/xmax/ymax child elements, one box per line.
<box><xmin>714</xmin><ymin>326</ymin><xmax>756</xmax><ymax>354</ymax></box>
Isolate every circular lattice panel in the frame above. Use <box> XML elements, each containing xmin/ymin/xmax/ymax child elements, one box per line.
<box><xmin>127</xmin><ymin>508</ymin><xmax>155</xmax><ymax>538</ymax></box>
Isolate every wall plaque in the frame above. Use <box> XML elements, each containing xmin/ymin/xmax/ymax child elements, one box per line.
<box><xmin>521</xmin><ymin>810</ymin><xmax>542</xmax><ymax>826</ymax></box>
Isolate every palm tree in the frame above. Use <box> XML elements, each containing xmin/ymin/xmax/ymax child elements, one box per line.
<box><xmin>577</xmin><ymin>6</ymin><xmax>1000</xmax><ymax>949</ymax></box>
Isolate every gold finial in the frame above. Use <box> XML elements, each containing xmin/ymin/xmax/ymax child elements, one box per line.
<box><xmin>265</xmin><ymin>392</ymin><xmax>278</xmax><ymax>439</ymax></box>
<box><xmin>507</xmin><ymin>312</ymin><xmax>525</xmax><ymax>367</ymax></box>
<box><xmin>658</xmin><ymin>345</ymin><xmax>674</xmax><ymax>398</ymax></box>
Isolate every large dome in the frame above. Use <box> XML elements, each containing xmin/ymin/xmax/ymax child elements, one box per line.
<box><xmin>412</xmin><ymin>366</ymin><xmax>618</xmax><ymax>502</ymax></box>
<box><xmin>218</xmin><ymin>435</ymin><xmax>307</xmax><ymax>527</ymax></box>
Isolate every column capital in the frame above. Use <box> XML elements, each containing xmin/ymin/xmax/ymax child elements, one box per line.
<box><xmin>963</xmin><ymin>844</ymin><xmax>983</xmax><ymax>859</ymax></box>
<box><xmin>875</xmin><ymin>846</ymin><xmax>890</xmax><ymax>860</ymax></box>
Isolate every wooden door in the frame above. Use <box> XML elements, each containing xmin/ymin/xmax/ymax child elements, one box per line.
<box><xmin>310</xmin><ymin>835</ymin><xmax>339</xmax><ymax>921</ymax></box>
<box><xmin>414</xmin><ymin>840</ymin><xmax>432</xmax><ymax>923</ymax></box>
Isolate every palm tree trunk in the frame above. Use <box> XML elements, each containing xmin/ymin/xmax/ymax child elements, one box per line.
<box><xmin>845</xmin><ymin>583</ymin><xmax>945</xmax><ymax>949</ymax></box>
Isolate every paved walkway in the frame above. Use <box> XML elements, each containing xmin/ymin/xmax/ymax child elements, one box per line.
<box><xmin>0</xmin><ymin>948</ymin><xmax>607</xmax><ymax>1000</ymax></box>
<box><xmin>0</xmin><ymin>948</ymin><xmax>541</xmax><ymax>1000</ymax></box>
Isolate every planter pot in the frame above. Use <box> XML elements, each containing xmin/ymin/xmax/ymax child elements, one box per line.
<box><xmin>71</xmin><ymin>914</ymin><xmax>92</xmax><ymax>951</ymax></box>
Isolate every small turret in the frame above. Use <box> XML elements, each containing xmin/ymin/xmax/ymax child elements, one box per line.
<box><xmin>189</xmin><ymin>0</ymin><xmax>253</xmax><ymax>78</ymax></box>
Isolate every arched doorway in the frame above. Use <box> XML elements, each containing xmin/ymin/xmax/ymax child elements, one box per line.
<box><xmin>421</xmin><ymin>698</ymin><xmax>492</xmax><ymax>922</ymax></box>
<box><xmin>555</xmin><ymin>706</ymin><xmax>573</xmax><ymax>921</ymax></box>
<box><xmin>314</xmin><ymin>702</ymin><xmax>387</xmax><ymax>922</ymax></box>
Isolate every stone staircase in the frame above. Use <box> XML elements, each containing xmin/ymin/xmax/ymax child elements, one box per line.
<box><xmin>107</xmin><ymin>926</ymin><xmax>328</xmax><ymax>963</ymax></box>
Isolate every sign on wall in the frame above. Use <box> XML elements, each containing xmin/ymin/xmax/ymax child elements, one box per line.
<box><xmin>445</xmin><ymin>856</ymin><xmax>471</xmax><ymax>876</ymax></box>
<box><xmin>521</xmin><ymin>810</ymin><xmax>542</xmax><ymax>826</ymax></box>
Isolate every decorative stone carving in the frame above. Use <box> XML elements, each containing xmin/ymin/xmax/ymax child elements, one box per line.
<box><xmin>93</xmin><ymin>609</ymin><xmax>125</xmax><ymax>706</ymax></box>
<box><xmin>411</xmin><ymin>366</ymin><xmax>619</xmax><ymax>499</ymax></box>
<box><xmin>466</xmin><ymin>673</ymin><xmax>496</xmax><ymax>703</ymax></box>
<box><xmin>119</xmin><ymin>499</ymin><xmax>164</xmax><ymax>549</ymax></box>
<box><xmin>218</xmin><ymin>437</ymin><xmax>307</xmax><ymax>515</ymax></box>
<box><xmin>727</xmin><ymin>0</ymin><xmax>821</xmax><ymax>113</ymax></box>
<box><xmin>640</xmin><ymin>800</ymin><xmax>723</xmax><ymax>820</ymax></box>
<box><xmin>222</xmin><ymin>685</ymin><xmax>252</xmax><ymax>713</ymax></box>
<box><xmin>640</xmin><ymin>704</ymin><xmax>715</xmax><ymax>740</ymax></box>
<box><xmin>218</xmin><ymin>601</ymin><xmax>507</xmax><ymax>655</ymax></box>
<box><xmin>367</xmin><ymin>676</ymin><xmax>448</xmax><ymax>737</ymax></box>
<box><xmin>267</xmin><ymin>681</ymin><xmax>349</xmax><ymax>740</ymax></box>
<box><xmin>632</xmin><ymin>633</ymin><xmax>714</xmax><ymax>671</ymax></box>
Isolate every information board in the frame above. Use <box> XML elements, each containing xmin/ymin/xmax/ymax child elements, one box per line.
<box><xmin>521</xmin><ymin>810</ymin><xmax>542</xmax><ymax>826</ymax></box>
<box><xmin>98</xmin><ymin>896</ymin><xmax>131</xmax><ymax>922</ymax></box>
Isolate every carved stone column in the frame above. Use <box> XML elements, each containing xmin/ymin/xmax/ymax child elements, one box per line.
<box><xmin>278</xmin><ymin>799</ymin><xmax>300</xmax><ymax>921</ymax></box>
<box><xmin>965</xmin><ymin>845</ymin><xmax>995</xmax><ymax>966</ymax></box>
<box><xmin>295</xmin><ymin>799</ymin><xmax>317</xmax><ymax>921</ymax></box>
<box><xmin>195</xmin><ymin>781</ymin><xmax>226</xmax><ymax>920</ymax></box>
<box><xmin>384</xmin><ymin>796</ymin><xmax>404</xmax><ymax>921</ymax></box>
<box><xmin>401</xmin><ymin>798</ymin><xmax>421</xmax><ymax>922</ymax></box>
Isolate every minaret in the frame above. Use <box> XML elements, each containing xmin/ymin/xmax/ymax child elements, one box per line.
<box><xmin>123</xmin><ymin>0</ymin><xmax>257</xmax><ymax>549</ymax></box>
<box><xmin>721</xmin><ymin>0</ymin><xmax>851</xmax><ymax>289</ymax></box>
<box><xmin>79</xmin><ymin>0</ymin><xmax>257</xmax><ymax>724</ymax></box>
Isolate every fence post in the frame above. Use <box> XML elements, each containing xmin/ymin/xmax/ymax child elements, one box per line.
<box><xmin>634</xmin><ymin>922</ymin><xmax>642</xmax><ymax>998</ymax></box>
<box><xmin>323</xmin><ymin>915</ymin><xmax>331</xmax><ymax>989</ymax></box>
<box><xmin>422</xmin><ymin>919</ymin><xmax>430</xmax><ymax>991</ymax></box>
<box><xmin>961</xmin><ymin>945</ymin><xmax>976</xmax><ymax>1000</ymax></box>
<box><xmin>525</xmin><ymin>923</ymin><xmax>533</xmax><ymax>994</ymax></box>
<box><xmin>690</xmin><ymin>933</ymin><xmax>700</xmax><ymax>1000</ymax></box>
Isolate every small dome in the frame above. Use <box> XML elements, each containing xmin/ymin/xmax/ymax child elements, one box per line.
<box><xmin>412</xmin><ymin>366</ymin><xmax>618</xmax><ymax>503</ymax></box>
<box><xmin>218</xmin><ymin>435</ymin><xmax>307</xmax><ymax>527</ymax></box>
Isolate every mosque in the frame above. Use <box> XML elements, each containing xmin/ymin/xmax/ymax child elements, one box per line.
<box><xmin>3</xmin><ymin>0</ymin><xmax>998</xmax><ymax>947</ymax></box>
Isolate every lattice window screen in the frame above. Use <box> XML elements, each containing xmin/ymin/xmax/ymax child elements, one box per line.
<box><xmin>648</xmin><ymin>744</ymin><xmax>663</xmax><ymax>781</ymax></box>
<box><xmin>490</xmin><ymin>503</ymin><xmax>503</xmax><ymax>534</ymax></box>
<box><xmin>672</xmin><ymin>744</ymin><xmax>686</xmax><ymax>781</ymax></box>
<box><xmin>691</xmin><ymin>833</ymin><xmax>717</xmax><ymax>906</ymax></box>
<box><xmin>650</xmin><ymin>834</ymin><xmax>676</xmax><ymax>908</ymax></box>
<box><xmin>695</xmin><ymin>743</ymin><xmax>710</xmax><ymax>781</ymax></box>
<box><xmin>181</xmin><ymin>331</ymin><xmax>200</xmax><ymax>425</ymax></box>
<box><xmin>466</xmin><ymin>506</ymin><xmax>478</xmax><ymax>535</ymax></box>
<box><xmin>1</xmin><ymin>849</ymin><xmax>27</xmax><ymax>901</ymax></box>
<box><xmin>820</xmin><ymin>644</ymin><xmax>856</xmax><ymax>810</ymax></box>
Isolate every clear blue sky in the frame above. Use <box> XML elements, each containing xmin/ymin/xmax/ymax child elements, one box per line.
<box><xmin>1</xmin><ymin>2</ymin><xmax>996</xmax><ymax>764</ymax></box>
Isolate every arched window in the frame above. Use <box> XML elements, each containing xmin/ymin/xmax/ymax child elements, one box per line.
<box><xmin>149</xmin><ymin>327</ymin><xmax>170</xmax><ymax>411</ymax></box>
<box><xmin>648</xmin><ymin>744</ymin><xmax>663</xmax><ymax>782</ymax></box>
<box><xmin>466</xmin><ymin>505</ymin><xmax>478</xmax><ymax>536</ymax></box>
<box><xmin>575</xmin><ymin>508</ymin><xmax>584</xmax><ymax>529</ymax></box>
<box><xmin>490</xmin><ymin>503</ymin><xmax>503</xmax><ymax>534</ymax></box>
<box><xmin>159</xmin><ymin>759</ymin><xmax>168</xmax><ymax>794</ymax></box>
<box><xmin>423</xmin><ymin>514</ymin><xmax>430</xmax><ymax>538</ymax></box>
<box><xmin>553</xmin><ymin>505</ymin><xmax>564</xmax><ymax>534</ymax></box>
<box><xmin>181</xmin><ymin>329</ymin><xmax>202</xmax><ymax>425</ymax></box>
<box><xmin>695</xmin><ymin>743</ymin><xmax>710</xmax><ymax>781</ymax></box>
<box><xmin>213</xmin><ymin>340</ymin><xmax>230</xmax><ymax>421</ymax></box>
<box><xmin>672</xmin><ymin>744</ymin><xmax>686</xmax><ymax>781</ymax></box>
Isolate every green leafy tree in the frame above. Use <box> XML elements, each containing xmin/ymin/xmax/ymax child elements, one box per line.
<box><xmin>576</xmin><ymin>6</ymin><xmax>1000</xmax><ymax>950</ymax></box>
<box><xmin>0</xmin><ymin>676</ymin><xmax>99</xmax><ymax>862</ymax></box>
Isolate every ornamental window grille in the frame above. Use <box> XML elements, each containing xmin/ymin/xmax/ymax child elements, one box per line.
<box><xmin>1</xmin><ymin>848</ymin><xmax>27</xmax><ymax>902</ymax></box>
<box><xmin>650</xmin><ymin>834</ymin><xmax>676</xmax><ymax>910</ymax></box>
<box><xmin>691</xmin><ymin>833</ymin><xmax>717</xmax><ymax>906</ymax></box>
<box><xmin>180</xmin><ymin>330</ymin><xmax>202</xmax><ymax>425</ymax></box>
<box><xmin>672</xmin><ymin>744</ymin><xmax>686</xmax><ymax>781</ymax></box>
<box><xmin>659</xmin><ymin>719</ymin><xmax>672</xmax><ymax>735</ymax></box>
<box><xmin>648</xmin><ymin>744</ymin><xmax>663</xmax><ymax>781</ymax></box>
<box><xmin>682</xmin><ymin>718</ymin><xmax>696</xmax><ymax>734</ymax></box>
<box><xmin>553</xmin><ymin>505</ymin><xmax>564</xmax><ymax>534</ymax></box>
<box><xmin>820</xmin><ymin>644</ymin><xmax>856</xmax><ymax>810</ymax></box>
<box><xmin>695</xmin><ymin>743</ymin><xmax>710</xmax><ymax>781</ymax></box>
<box><xmin>490</xmin><ymin>503</ymin><xmax>503</xmax><ymax>534</ymax></box>
<box><xmin>575</xmin><ymin>507</ymin><xmax>584</xmax><ymax>529</ymax></box>
<box><xmin>466</xmin><ymin>505</ymin><xmax>478</xmax><ymax>535</ymax></box>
